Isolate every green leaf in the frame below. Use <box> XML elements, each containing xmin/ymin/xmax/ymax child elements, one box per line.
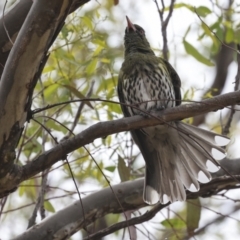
<box><xmin>44</xmin><ymin>83</ymin><xmax>59</xmax><ymax>99</ymax></box>
<box><xmin>19</xmin><ymin>185</ymin><xmax>25</xmax><ymax>197</ymax></box>
<box><xmin>172</xmin><ymin>3</ymin><xmax>194</xmax><ymax>12</ymax></box>
<box><xmin>225</xmin><ymin>27</ymin><xmax>234</xmax><ymax>43</ymax></box>
<box><xmin>200</xmin><ymin>23</ymin><xmax>218</xmax><ymax>47</ymax></box>
<box><xmin>173</xmin><ymin>4</ymin><xmax>211</xmax><ymax>18</ymax></box>
<box><xmin>183</xmin><ymin>26</ymin><xmax>191</xmax><ymax>39</ymax></box>
<box><xmin>62</xmin><ymin>84</ymin><xmax>93</xmax><ymax>109</ymax></box>
<box><xmin>42</xmin><ymin>65</ymin><xmax>55</xmax><ymax>74</ymax></box>
<box><xmin>93</xmin><ymin>45</ymin><xmax>104</xmax><ymax>56</ymax></box>
<box><xmin>61</xmin><ymin>25</ymin><xmax>70</xmax><ymax>39</ymax></box>
<box><xmin>44</xmin><ymin>200</ymin><xmax>55</xmax><ymax>213</ymax></box>
<box><xmin>105</xmin><ymin>166</ymin><xmax>116</xmax><ymax>172</ymax></box>
<box><xmin>86</xmin><ymin>58</ymin><xmax>98</xmax><ymax>75</ymax></box>
<box><xmin>117</xmin><ymin>155</ymin><xmax>130</xmax><ymax>182</ymax></box>
<box><xmin>92</xmin><ymin>38</ymin><xmax>106</xmax><ymax>47</ymax></box>
<box><xmin>186</xmin><ymin>199</ymin><xmax>201</xmax><ymax>236</ymax></box>
<box><xmin>196</xmin><ymin>6</ymin><xmax>211</xmax><ymax>17</ymax></box>
<box><xmin>81</xmin><ymin>16</ymin><xmax>93</xmax><ymax>30</ymax></box>
<box><xmin>101</xmin><ymin>58</ymin><xmax>110</xmax><ymax>63</ymax></box>
<box><xmin>183</xmin><ymin>40</ymin><xmax>215</xmax><ymax>66</ymax></box>
<box><xmin>46</xmin><ymin>119</ymin><xmax>67</xmax><ymax>132</ymax></box>
<box><xmin>161</xmin><ymin>218</ymin><xmax>186</xmax><ymax>229</ymax></box>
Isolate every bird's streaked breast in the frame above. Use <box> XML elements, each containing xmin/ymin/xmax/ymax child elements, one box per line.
<box><xmin>121</xmin><ymin>62</ymin><xmax>176</xmax><ymax>116</ymax></box>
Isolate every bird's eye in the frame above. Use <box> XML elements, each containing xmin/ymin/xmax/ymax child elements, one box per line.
<box><xmin>138</xmin><ymin>29</ymin><xmax>145</xmax><ymax>35</ymax></box>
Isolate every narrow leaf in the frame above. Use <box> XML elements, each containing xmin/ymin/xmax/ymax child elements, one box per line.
<box><xmin>196</xmin><ymin>6</ymin><xmax>211</xmax><ymax>17</ymax></box>
<box><xmin>81</xmin><ymin>16</ymin><xmax>93</xmax><ymax>30</ymax></box>
<box><xmin>105</xmin><ymin>166</ymin><xmax>116</xmax><ymax>172</ymax></box>
<box><xmin>183</xmin><ymin>40</ymin><xmax>214</xmax><ymax>66</ymax></box>
<box><xmin>161</xmin><ymin>218</ymin><xmax>186</xmax><ymax>229</ymax></box>
<box><xmin>62</xmin><ymin>84</ymin><xmax>93</xmax><ymax>109</ymax></box>
<box><xmin>44</xmin><ymin>200</ymin><xmax>55</xmax><ymax>213</ymax></box>
<box><xmin>117</xmin><ymin>155</ymin><xmax>130</xmax><ymax>182</ymax></box>
<box><xmin>187</xmin><ymin>198</ymin><xmax>201</xmax><ymax>236</ymax></box>
<box><xmin>86</xmin><ymin>58</ymin><xmax>98</xmax><ymax>75</ymax></box>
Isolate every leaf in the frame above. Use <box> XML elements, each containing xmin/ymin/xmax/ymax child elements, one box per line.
<box><xmin>19</xmin><ymin>185</ymin><xmax>25</xmax><ymax>197</ymax></box>
<box><xmin>117</xmin><ymin>155</ymin><xmax>130</xmax><ymax>182</ymax></box>
<box><xmin>92</xmin><ymin>38</ymin><xmax>106</xmax><ymax>47</ymax></box>
<box><xmin>62</xmin><ymin>84</ymin><xmax>93</xmax><ymax>109</ymax></box>
<box><xmin>200</xmin><ymin>23</ymin><xmax>218</xmax><ymax>47</ymax></box>
<box><xmin>225</xmin><ymin>27</ymin><xmax>234</xmax><ymax>43</ymax></box>
<box><xmin>161</xmin><ymin>218</ymin><xmax>186</xmax><ymax>229</ymax></box>
<box><xmin>183</xmin><ymin>40</ymin><xmax>215</xmax><ymax>66</ymax></box>
<box><xmin>44</xmin><ymin>83</ymin><xmax>59</xmax><ymax>99</ymax></box>
<box><xmin>195</xmin><ymin>6</ymin><xmax>211</xmax><ymax>17</ymax></box>
<box><xmin>183</xmin><ymin>25</ymin><xmax>191</xmax><ymax>39</ymax></box>
<box><xmin>42</xmin><ymin>65</ymin><xmax>55</xmax><ymax>74</ymax></box>
<box><xmin>44</xmin><ymin>200</ymin><xmax>55</xmax><ymax>213</ymax></box>
<box><xmin>172</xmin><ymin>3</ymin><xmax>194</xmax><ymax>12</ymax></box>
<box><xmin>86</xmin><ymin>58</ymin><xmax>98</xmax><ymax>75</ymax></box>
<box><xmin>105</xmin><ymin>166</ymin><xmax>116</xmax><ymax>172</ymax></box>
<box><xmin>81</xmin><ymin>16</ymin><xmax>93</xmax><ymax>30</ymax></box>
<box><xmin>186</xmin><ymin>198</ymin><xmax>201</xmax><ymax>236</ymax></box>
<box><xmin>173</xmin><ymin>4</ymin><xmax>211</xmax><ymax>18</ymax></box>
<box><xmin>61</xmin><ymin>25</ymin><xmax>70</xmax><ymax>39</ymax></box>
<box><xmin>93</xmin><ymin>45</ymin><xmax>104</xmax><ymax>56</ymax></box>
<box><xmin>101</xmin><ymin>58</ymin><xmax>110</xmax><ymax>63</ymax></box>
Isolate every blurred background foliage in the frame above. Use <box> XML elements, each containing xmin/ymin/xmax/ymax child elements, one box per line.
<box><xmin>1</xmin><ymin>0</ymin><xmax>240</xmax><ymax>239</ymax></box>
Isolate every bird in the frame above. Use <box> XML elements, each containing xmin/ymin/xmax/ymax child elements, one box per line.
<box><xmin>117</xmin><ymin>16</ymin><xmax>230</xmax><ymax>205</ymax></box>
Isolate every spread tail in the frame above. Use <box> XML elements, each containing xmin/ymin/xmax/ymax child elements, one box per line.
<box><xmin>142</xmin><ymin>122</ymin><xmax>229</xmax><ymax>205</ymax></box>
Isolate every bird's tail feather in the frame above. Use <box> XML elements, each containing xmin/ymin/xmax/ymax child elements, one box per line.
<box><xmin>143</xmin><ymin>122</ymin><xmax>229</xmax><ymax>205</ymax></box>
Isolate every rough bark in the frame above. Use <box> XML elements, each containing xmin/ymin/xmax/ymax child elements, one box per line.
<box><xmin>0</xmin><ymin>0</ymin><xmax>89</xmax><ymax>197</ymax></box>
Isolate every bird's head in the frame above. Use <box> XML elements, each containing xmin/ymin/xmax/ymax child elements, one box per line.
<box><xmin>124</xmin><ymin>16</ymin><xmax>154</xmax><ymax>56</ymax></box>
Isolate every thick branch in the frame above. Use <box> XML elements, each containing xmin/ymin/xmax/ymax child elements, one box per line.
<box><xmin>0</xmin><ymin>0</ymin><xmax>75</xmax><ymax>190</ymax></box>
<box><xmin>0</xmin><ymin>0</ymin><xmax>90</xmax><ymax>189</ymax></box>
<box><xmin>0</xmin><ymin>90</ymin><xmax>240</xmax><ymax>196</ymax></box>
<box><xmin>22</xmin><ymin>90</ymin><xmax>240</xmax><ymax>179</ymax></box>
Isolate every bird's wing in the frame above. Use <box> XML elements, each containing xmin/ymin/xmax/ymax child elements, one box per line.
<box><xmin>161</xmin><ymin>59</ymin><xmax>182</xmax><ymax>106</ymax></box>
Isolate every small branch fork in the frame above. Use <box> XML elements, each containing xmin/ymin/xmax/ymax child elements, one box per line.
<box><xmin>154</xmin><ymin>0</ymin><xmax>176</xmax><ymax>60</ymax></box>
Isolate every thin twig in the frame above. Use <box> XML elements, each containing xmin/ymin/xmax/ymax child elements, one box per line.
<box><xmin>0</xmin><ymin>196</ymin><xmax>8</xmax><ymax>220</ymax></box>
<box><xmin>154</xmin><ymin>0</ymin><xmax>176</xmax><ymax>60</ymax></box>
<box><xmin>2</xmin><ymin>0</ymin><xmax>14</xmax><ymax>46</ymax></box>
<box><xmin>195</xmin><ymin>9</ymin><xmax>239</xmax><ymax>54</ymax></box>
<box><xmin>83</xmin><ymin>146</ymin><xmax>132</xmax><ymax>239</ymax></box>
<box><xmin>28</xmin><ymin>78</ymin><xmax>51</xmax><ymax>228</ymax></box>
<box><xmin>64</xmin><ymin>155</ymin><xmax>89</xmax><ymax>235</ymax></box>
<box><xmin>32</xmin><ymin>96</ymin><xmax>239</xmax><ymax>116</ymax></box>
<box><xmin>34</xmin><ymin>112</ymin><xmax>89</xmax><ymax>233</ymax></box>
<box><xmin>70</xmin><ymin>81</ymin><xmax>95</xmax><ymax>134</ymax></box>
<box><xmin>83</xmin><ymin>202</ymin><xmax>169</xmax><ymax>240</ymax></box>
<box><xmin>27</xmin><ymin>169</ymin><xmax>50</xmax><ymax>228</ymax></box>
<box><xmin>222</xmin><ymin>44</ymin><xmax>240</xmax><ymax>135</ymax></box>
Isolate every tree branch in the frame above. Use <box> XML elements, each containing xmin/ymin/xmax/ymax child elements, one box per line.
<box><xmin>0</xmin><ymin>90</ymin><xmax>239</xmax><ymax>197</ymax></box>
